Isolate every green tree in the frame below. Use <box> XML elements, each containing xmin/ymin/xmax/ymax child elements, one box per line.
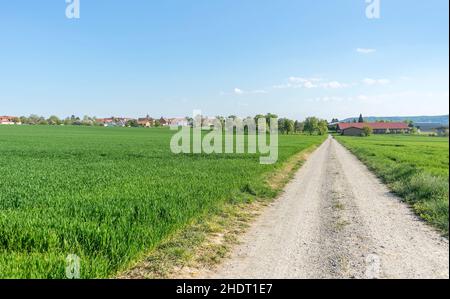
<box><xmin>63</xmin><ymin>117</ymin><xmax>72</xmax><ymax>125</ymax></box>
<box><xmin>358</xmin><ymin>114</ymin><xmax>364</xmax><ymax>123</ymax></box>
<box><xmin>404</xmin><ymin>120</ymin><xmax>414</xmax><ymax>128</ymax></box>
<box><xmin>318</xmin><ymin>120</ymin><xmax>328</xmax><ymax>135</ymax></box>
<box><xmin>304</xmin><ymin>117</ymin><xmax>319</xmax><ymax>135</ymax></box>
<box><xmin>254</xmin><ymin>114</ymin><xmax>265</xmax><ymax>131</ymax></box>
<box><xmin>81</xmin><ymin>115</ymin><xmax>95</xmax><ymax>126</ymax></box>
<box><xmin>7</xmin><ymin>117</ymin><xmax>19</xmax><ymax>124</ymax></box>
<box><xmin>27</xmin><ymin>114</ymin><xmax>42</xmax><ymax>125</ymax></box>
<box><xmin>362</xmin><ymin>125</ymin><xmax>373</xmax><ymax>137</ymax></box>
<box><xmin>215</xmin><ymin>116</ymin><xmax>225</xmax><ymax>127</ymax></box>
<box><xmin>254</xmin><ymin>114</ymin><xmax>265</xmax><ymax>122</ymax></box>
<box><xmin>265</xmin><ymin>113</ymin><xmax>278</xmax><ymax>129</ymax></box>
<box><xmin>285</xmin><ymin>119</ymin><xmax>295</xmax><ymax>135</ymax></box>
<box><xmin>126</xmin><ymin>119</ymin><xmax>139</xmax><ymax>127</ymax></box>
<box><xmin>38</xmin><ymin>117</ymin><xmax>47</xmax><ymax>125</ymax></box>
<box><xmin>410</xmin><ymin>127</ymin><xmax>418</xmax><ymax>134</ymax></box>
<box><xmin>47</xmin><ymin>115</ymin><xmax>62</xmax><ymax>125</ymax></box>
<box><xmin>278</xmin><ymin>118</ymin><xmax>295</xmax><ymax>135</ymax></box>
<box><xmin>294</xmin><ymin>121</ymin><xmax>304</xmax><ymax>133</ymax></box>
<box><xmin>185</xmin><ymin>116</ymin><xmax>193</xmax><ymax>127</ymax></box>
<box><xmin>19</xmin><ymin>116</ymin><xmax>29</xmax><ymax>124</ymax></box>
<box><xmin>278</xmin><ymin>118</ymin><xmax>286</xmax><ymax>134</ymax></box>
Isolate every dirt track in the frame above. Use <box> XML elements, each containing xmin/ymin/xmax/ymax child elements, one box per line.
<box><xmin>207</xmin><ymin>137</ymin><xmax>449</xmax><ymax>279</ymax></box>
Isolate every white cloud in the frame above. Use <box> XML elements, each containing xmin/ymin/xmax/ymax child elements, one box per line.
<box><xmin>275</xmin><ymin>77</ymin><xmax>349</xmax><ymax>89</ymax></box>
<box><xmin>232</xmin><ymin>88</ymin><xmax>267</xmax><ymax>95</ymax></box>
<box><xmin>303</xmin><ymin>81</ymin><xmax>318</xmax><ymax>89</ymax></box>
<box><xmin>362</xmin><ymin>78</ymin><xmax>390</xmax><ymax>86</ymax></box>
<box><xmin>234</xmin><ymin>88</ymin><xmax>244</xmax><ymax>95</ymax></box>
<box><xmin>356</xmin><ymin>48</ymin><xmax>377</xmax><ymax>54</ymax></box>
<box><xmin>322</xmin><ymin>81</ymin><xmax>349</xmax><ymax>89</ymax></box>
<box><xmin>285</xmin><ymin>77</ymin><xmax>321</xmax><ymax>89</ymax></box>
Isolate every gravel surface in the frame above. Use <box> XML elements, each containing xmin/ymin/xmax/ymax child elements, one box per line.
<box><xmin>207</xmin><ymin>137</ymin><xmax>449</xmax><ymax>279</ymax></box>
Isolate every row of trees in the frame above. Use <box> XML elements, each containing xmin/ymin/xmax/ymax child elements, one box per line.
<box><xmin>17</xmin><ymin>115</ymin><xmax>102</xmax><ymax>126</ymax></box>
<box><xmin>15</xmin><ymin>115</ymin><xmax>150</xmax><ymax>127</ymax></box>
<box><xmin>360</xmin><ymin>125</ymin><xmax>419</xmax><ymax>137</ymax></box>
<box><xmin>277</xmin><ymin>117</ymin><xmax>328</xmax><ymax>135</ymax></box>
<box><xmin>211</xmin><ymin>114</ymin><xmax>328</xmax><ymax>135</ymax></box>
<box><xmin>14</xmin><ymin>113</ymin><xmax>329</xmax><ymax>135</ymax></box>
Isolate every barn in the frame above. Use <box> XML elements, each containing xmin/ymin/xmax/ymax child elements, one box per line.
<box><xmin>337</xmin><ymin>122</ymin><xmax>410</xmax><ymax>136</ymax></box>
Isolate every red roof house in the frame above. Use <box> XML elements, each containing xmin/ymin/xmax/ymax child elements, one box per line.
<box><xmin>0</xmin><ymin>116</ymin><xmax>20</xmax><ymax>125</ymax></box>
<box><xmin>337</xmin><ymin>122</ymin><xmax>410</xmax><ymax>135</ymax></box>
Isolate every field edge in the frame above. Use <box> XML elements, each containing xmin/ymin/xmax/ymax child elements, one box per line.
<box><xmin>117</xmin><ymin>140</ymin><xmax>324</xmax><ymax>279</ymax></box>
<box><xmin>334</xmin><ymin>136</ymin><xmax>449</xmax><ymax>236</ymax></box>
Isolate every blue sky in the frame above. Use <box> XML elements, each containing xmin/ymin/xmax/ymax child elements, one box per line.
<box><xmin>0</xmin><ymin>0</ymin><xmax>448</xmax><ymax>121</ymax></box>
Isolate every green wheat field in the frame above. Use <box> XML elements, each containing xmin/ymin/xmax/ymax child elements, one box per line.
<box><xmin>336</xmin><ymin>134</ymin><xmax>449</xmax><ymax>234</ymax></box>
<box><xmin>0</xmin><ymin>125</ymin><xmax>325</xmax><ymax>278</ymax></box>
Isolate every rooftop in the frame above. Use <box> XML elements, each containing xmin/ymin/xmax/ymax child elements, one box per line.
<box><xmin>338</xmin><ymin>122</ymin><xmax>410</xmax><ymax>130</ymax></box>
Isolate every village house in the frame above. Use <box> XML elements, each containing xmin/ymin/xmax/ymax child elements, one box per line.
<box><xmin>337</xmin><ymin>122</ymin><xmax>410</xmax><ymax>136</ymax></box>
<box><xmin>159</xmin><ymin>117</ymin><xmax>169</xmax><ymax>126</ymax></box>
<box><xmin>138</xmin><ymin>116</ymin><xmax>155</xmax><ymax>127</ymax></box>
<box><xmin>201</xmin><ymin>117</ymin><xmax>218</xmax><ymax>129</ymax></box>
<box><xmin>96</xmin><ymin>117</ymin><xmax>132</xmax><ymax>127</ymax></box>
<box><xmin>96</xmin><ymin>118</ymin><xmax>115</xmax><ymax>126</ymax></box>
<box><xmin>0</xmin><ymin>116</ymin><xmax>21</xmax><ymax>125</ymax></box>
<box><xmin>168</xmin><ymin>117</ymin><xmax>189</xmax><ymax>127</ymax></box>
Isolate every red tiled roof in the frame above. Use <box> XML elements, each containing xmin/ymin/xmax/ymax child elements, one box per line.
<box><xmin>337</xmin><ymin>122</ymin><xmax>409</xmax><ymax>130</ymax></box>
<box><xmin>96</xmin><ymin>118</ymin><xmax>114</xmax><ymax>123</ymax></box>
<box><xmin>0</xmin><ymin>116</ymin><xmax>17</xmax><ymax>121</ymax></box>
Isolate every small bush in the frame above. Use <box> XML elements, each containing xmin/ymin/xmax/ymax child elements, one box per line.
<box><xmin>405</xmin><ymin>173</ymin><xmax>448</xmax><ymax>203</ymax></box>
<box><xmin>363</xmin><ymin>126</ymin><xmax>373</xmax><ymax>137</ymax></box>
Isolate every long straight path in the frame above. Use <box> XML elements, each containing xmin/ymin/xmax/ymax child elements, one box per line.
<box><xmin>208</xmin><ymin>137</ymin><xmax>449</xmax><ymax>279</ymax></box>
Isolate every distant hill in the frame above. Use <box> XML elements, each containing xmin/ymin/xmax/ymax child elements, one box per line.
<box><xmin>342</xmin><ymin>115</ymin><xmax>449</xmax><ymax>125</ymax></box>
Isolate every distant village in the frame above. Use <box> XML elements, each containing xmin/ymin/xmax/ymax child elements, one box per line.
<box><xmin>1</xmin><ymin>114</ymin><xmax>448</xmax><ymax>137</ymax></box>
<box><xmin>0</xmin><ymin>115</ymin><xmax>192</xmax><ymax>127</ymax></box>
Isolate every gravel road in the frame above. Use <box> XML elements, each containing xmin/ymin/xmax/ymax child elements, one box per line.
<box><xmin>208</xmin><ymin>136</ymin><xmax>449</xmax><ymax>279</ymax></box>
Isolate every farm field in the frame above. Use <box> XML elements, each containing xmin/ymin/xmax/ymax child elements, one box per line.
<box><xmin>0</xmin><ymin>125</ymin><xmax>325</xmax><ymax>278</ymax></box>
<box><xmin>335</xmin><ymin>134</ymin><xmax>449</xmax><ymax>234</ymax></box>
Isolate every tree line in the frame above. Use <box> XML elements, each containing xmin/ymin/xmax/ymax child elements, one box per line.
<box><xmin>12</xmin><ymin>113</ymin><xmax>329</xmax><ymax>135</ymax></box>
<box><xmin>215</xmin><ymin>114</ymin><xmax>328</xmax><ymax>135</ymax></box>
<box><xmin>16</xmin><ymin>115</ymin><xmax>104</xmax><ymax>126</ymax></box>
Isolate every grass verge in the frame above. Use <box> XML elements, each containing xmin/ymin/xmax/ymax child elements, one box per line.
<box><xmin>335</xmin><ymin>135</ymin><xmax>449</xmax><ymax>235</ymax></box>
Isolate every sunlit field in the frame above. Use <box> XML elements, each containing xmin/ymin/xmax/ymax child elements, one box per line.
<box><xmin>336</xmin><ymin>134</ymin><xmax>449</xmax><ymax>234</ymax></box>
<box><xmin>0</xmin><ymin>125</ymin><xmax>325</xmax><ymax>278</ymax></box>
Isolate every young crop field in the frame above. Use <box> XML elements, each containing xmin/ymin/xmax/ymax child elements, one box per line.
<box><xmin>335</xmin><ymin>134</ymin><xmax>449</xmax><ymax>234</ymax></box>
<box><xmin>0</xmin><ymin>125</ymin><xmax>325</xmax><ymax>278</ymax></box>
